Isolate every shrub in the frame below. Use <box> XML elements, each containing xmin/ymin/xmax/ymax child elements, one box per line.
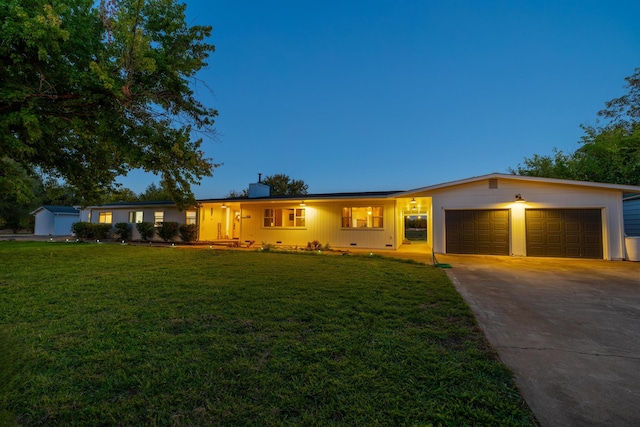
<box><xmin>72</xmin><ymin>222</ymin><xmax>91</xmax><ymax>238</ymax></box>
<box><xmin>179</xmin><ymin>223</ymin><xmax>198</xmax><ymax>242</ymax></box>
<box><xmin>71</xmin><ymin>222</ymin><xmax>111</xmax><ymax>240</ymax></box>
<box><xmin>136</xmin><ymin>221</ymin><xmax>155</xmax><ymax>241</ymax></box>
<box><xmin>114</xmin><ymin>223</ymin><xmax>131</xmax><ymax>241</ymax></box>
<box><xmin>306</xmin><ymin>240</ymin><xmax>330</xmax><ymax>251</ymax></box>
<box><xmin>92</xmin><ymin>224</ymin><xmax>112</xmax><ymax>240</ymax></box>
<box><xmin>157</xmin><ymin>221</ymin><xmax>179</xmax><ymax>242</ymax></box>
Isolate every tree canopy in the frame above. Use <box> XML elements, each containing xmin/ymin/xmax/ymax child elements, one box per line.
<box><xmin>512</xmin><ymin>68</ymin><xmax>640</xmax><ymax>186</ymax></box>
<box><xmin>262</xmin><ymin>174</ymin><xmax>309</xmax><ymax>196</ymax></box>
<box><xmin>227</xmin><ymin>174</ymin><xmax>309</xmax><ymax>198</ymax></box>
<box><xmin>0</xmin><ymin>0</ymin><xmax>218</xmax><ymax>209</ymax></box>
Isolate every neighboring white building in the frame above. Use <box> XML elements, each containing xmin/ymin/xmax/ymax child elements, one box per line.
<box><xmin>31</xmin><ymin>206</ymin><xmax>80</xmax><ymax>236</ymax></box>
<box><xmin>624</xmin><ymin>194</ymin><xmax>640</xmax><ymax>237</ymax></box>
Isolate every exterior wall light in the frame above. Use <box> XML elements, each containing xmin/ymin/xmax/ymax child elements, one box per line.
<box><xmin>410</xmin><ymin>198</ymin><xmax>417</xmax><ymax>204</ymax></box>
<box><xmin>300</xmin><ymin>201</ymin><xmax>306</xmax><ymax>207</ymax></box>
<box><xmin>514</xmin><ymin>193</ymin><xmax>526</xmax><ymax>203</ymax></box>
<box><xmin>221</xmin><ymin>203</ymin><xmax>227</xmax><ymax>209</ymax></box>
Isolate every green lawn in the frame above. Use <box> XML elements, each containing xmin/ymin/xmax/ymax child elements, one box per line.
<box><xmin>0</xmin><ymin>242</ymin><xmax>535</xmax><ymax>426</ymax></box>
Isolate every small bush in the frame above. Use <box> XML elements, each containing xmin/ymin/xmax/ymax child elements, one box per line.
<box><xmin>114</xmin><ymin>223</ymin><xmax>131</xmax><ymax>241</ymax></box>
<box><xmin>136</xmin><ymin>222</ymin><xmax>155</xmax><ymax>241</ymax></box>
<box><xmin>72</xmin><ymin>222</ymin><xmax>91</xmax><ymax>238</ymax></box>
<box><xmin>306</xmin><ymin>240</ymin><xmax>330</xmax><ymax>251</ymax></box>
<box><xmin>72</xmin><ymin>222</ymin><xmax>111</xmax><ymax>240</ymax></box>
<box><xmin>179</xmin><ymin>223</ymin><xmax>198</xmax><ymax>242</ymax></box>
<box><xmin>92</xmin><ymin>224</ymin><xmax>112</xmax><ymax>240</ymax></box>
<box><xmin>157</xmin><ymin>221</ymin><xmax>179</xmax><ymax>242</ymax></box>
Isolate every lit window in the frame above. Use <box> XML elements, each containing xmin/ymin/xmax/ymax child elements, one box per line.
<box><xmin>342</xmin><ymin>207</ymin><xmax>383</xmax><ymax>228</ymax></box>
<box><xmin>263</xmin><ymin>208</ymin><xmax>305</xmax><ymax>227</ymax></box>
<box><xmin>98</xmin><ymin>212</ymin><xmax>113</xmax><ymax>224</ymax></box>
<box><xmin>128</xmin><ymin>211</ymin><xmax>143</xmax><ymax>223</ymax></box>
<box><xmin>154</xmin><ymin>211</ymin><xmax>164</xmax><ymax>227</ymax></box>
<box><xmin>186</xmin><ymin>210</ymin><xmax>197</xmax><ymax>225</ymax></box>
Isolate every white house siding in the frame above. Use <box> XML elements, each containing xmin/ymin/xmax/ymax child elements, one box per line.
<box><xmin>88</xmin><ymin>204</ymin><xmax>185</xmax><ymax>241</ymax></box>
<box><xmin>234</xmin><ymin>199</ymin><xmax>399</xmax><ymax>250</ymax></box>
<box><xmin>52</xmin><ymin>214</ymin><xmax>80</xmax><ymax>236</ymax></box>
<box><xmin>624</xmin><ymin>197</ymin><xmax>640</xmax><ymax>236</ymax></box>
<box><xmin>417</xmin><ymin>178</ymin><xmax>626</xmax><ymax>260</ymax></box>
<box><xmin>33</xmin><ymin>209</ymin><xmax>55</xmax><ymax>236</ymax></box>
<box><xmin>33</xmin><ymin>208</ymin><xmax>79</xmax><ymax>236</ymax></box>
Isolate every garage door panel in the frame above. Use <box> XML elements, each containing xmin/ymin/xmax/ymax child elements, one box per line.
<box><xmin>446</xmin><ymin>210</ymin><xmax>510</xmax><ymax>255</ymax></box>
<box><xmin>525</xmin><ymin>209</ymin><xmax>602</xmax><ymax>259</ymax></box>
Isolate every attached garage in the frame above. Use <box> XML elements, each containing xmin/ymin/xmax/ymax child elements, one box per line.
<box><xmin>445</xmin><ymin>209</ymin><xmax>510</xmax><ymax>255</ymax></box>
<box><xmin>525</xmin><ymin>209</ymin><xmax>603</xmax><ymax>259</ymax></box>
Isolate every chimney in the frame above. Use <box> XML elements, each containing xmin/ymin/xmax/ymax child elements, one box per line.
<box><xmin>248</xmin><ymin>173</ymin><xmax>271</xmax><ymax>198</ymax></box>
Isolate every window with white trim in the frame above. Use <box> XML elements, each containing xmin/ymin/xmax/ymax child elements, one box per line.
<box><xmin>128</xmin><ymin>211</ymin><xmax>143</xmax><ymax>223</ymax></box>
<box><xmin>186</xmin><ymin>210</ymin><xmax>197</xmax><ymax>225</ymax></box>
<box><xmin>154</xmin><ymin>211</ymin><xmax>164</xmax><ymax>227</ymax></box>
<box><xmin>342</xmin><ymin>206</ymin><xmax>383</xmax><ymax>228</ymax></box>
<box><xmin>98</xmin><ymin>212</ymin><xmax>113</xmax><ymax>224</ymax></box>
<box><xmin>263</xmin><ymin>208</ymin><xmax>305</xmax><ymax>227</ymax></box>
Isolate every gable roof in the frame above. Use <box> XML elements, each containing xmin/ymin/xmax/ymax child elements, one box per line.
<box><xmin>397</xmin><ymin>173</ymin><xmax>640</xmax><ymax>196</ymax></box>
<box><xmin>31</xmin><ymin>205</ymin><xmax>80</xmax><ymax>215</ymax></box>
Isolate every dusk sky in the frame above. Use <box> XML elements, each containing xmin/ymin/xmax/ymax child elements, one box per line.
<box><xmin>122</xmin><ymin>0</ymin><xmax>640</xmax><ymax>198</ymax></box>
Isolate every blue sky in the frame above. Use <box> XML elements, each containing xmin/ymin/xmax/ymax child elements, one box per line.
<box><xmin>122</xmin><ymin>0</ymin><xmax>640</xmax><ymax>198</ymax></box>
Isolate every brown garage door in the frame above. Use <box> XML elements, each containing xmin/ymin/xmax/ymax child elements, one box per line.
<box><xmin>525</xmin><ymin>209</ymin><xmax>602</xmax><ymax>259</ymax></box>
<box><xmin>446</xmin><ymin>210</ymin><xmax>510</xmax><ymax>255</ymax></box>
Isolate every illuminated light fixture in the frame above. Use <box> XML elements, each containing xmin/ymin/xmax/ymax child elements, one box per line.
<box><xmin>410</xmin><ymin>198</ymin><xmax>417</xmax><ymax>204</ymax></box>
<box><xmin>221</xmin><ymin>203</ymin><xmax>227</xmax><ymax>209</ymax></box>
<box><xmin>300</xmin><ymin>201</ymin><xmax>306</xmax><ymax>207</ymax></box>
<box><xmin>514</xmin><ymin>193</ymin><xmax>526</xmax><ymax>203</ymax></box>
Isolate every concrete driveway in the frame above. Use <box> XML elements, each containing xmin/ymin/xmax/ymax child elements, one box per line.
<box><xmin>436</xmin><ymin>254</ymin><xmax>640</xmax><ymax>427</ymax></box>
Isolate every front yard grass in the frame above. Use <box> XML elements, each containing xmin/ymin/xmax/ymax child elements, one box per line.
<box><xmin>0</xmin><ymin>242</ymin><xmax>535</xmax><ymax>426</ymax></box>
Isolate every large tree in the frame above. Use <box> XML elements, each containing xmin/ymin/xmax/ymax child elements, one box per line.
<box><xmin>262</xmin><ymin>174</ymin><xmax>309</xmax><ymax>196</ymax></box>
<box><xmin>1</xmin><ymin>0</ymin><xmax>218</xmax><ymax>209</ymax></box>
<box><xmin>512</xmin><ymin>68</ymin><xmax>640</xmax><ymax>186</ymax></box>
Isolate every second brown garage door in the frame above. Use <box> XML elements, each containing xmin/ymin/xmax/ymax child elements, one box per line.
<box><xmin>446</xmin><ymin>210</ymin><xmax>510</xmax><ymax>255</ymax></box>
<box><xmin>525</xmin><ymin>209</ymin><xmax>603</xmax><ymax>258</ymax></box>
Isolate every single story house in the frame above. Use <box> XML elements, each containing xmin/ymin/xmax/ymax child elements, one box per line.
<box><xmin>82</xmin><ymin>201</ymin><xmax>196</xmax><ymax>241</ymax></box>
<box><xmin>73</xmin><ymin>173</ymin><xmax>640</xmax><ymax>260</ymax></box>
<box><xmin>198</xmin><ymin>173</ymin><xmax>640</xmax><ymax>260</ymax></box>
<box><xmin>31</xmin><ymin>205</ymin><xmax>80</xmax><ymax>236</ymax></box>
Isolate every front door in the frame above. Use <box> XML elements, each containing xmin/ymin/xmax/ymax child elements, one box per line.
<box><xmin>404</xmin><ymin>214</ymin><xmax>427</xmax><ymax>243</ymax></box>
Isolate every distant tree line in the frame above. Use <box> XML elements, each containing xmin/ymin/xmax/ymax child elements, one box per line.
<box><xmin>0</xmin><ymin>176</ymin><xmax>174</xmax><ymax>233</ymax></box>
<box><xmin>511</xmin><ymin>68</ymin><xmax>640</xmax><ymax>185</ymax></box>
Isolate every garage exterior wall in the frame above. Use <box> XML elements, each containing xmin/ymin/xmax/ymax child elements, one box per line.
<box><xmin>624</xmin><ymin>198</ymin><xmax>640</xmax><ymax>236</ymax></box>
<box><xmin>414</xmin><ymin>178</ymin><xmax>625</xmax><ymax>260</ymax></box>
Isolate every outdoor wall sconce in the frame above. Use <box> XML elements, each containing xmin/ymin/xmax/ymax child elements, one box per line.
<box><xmin>514</xmin><ymin>193</ymin><xmax>526</xmax><ymax>203</ymax></box>
<box><xmin>221</xmin><ymin>203</ymin><xmax>227</xmax><ymax>209</ymax></box>
<box><xmin>410</xmin><ymin>198</ymin><xmax>417</xmax><ymax>204</ymax></box>
<box><xmin>300</xmin><ymin>201</ymin><xmax>306</xmax><ymax>207</ymax></box>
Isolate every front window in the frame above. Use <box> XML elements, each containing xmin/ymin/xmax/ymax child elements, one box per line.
<box><xmin>263</xmin><ymin>208</ymin><xmax>305</xmax><ymax>227</ymax></box>
<box><xmin>128</xmin><ymin>211</ymin><xmax>143</xmax><ymax>223</ymax></box>
<box><xmin>186</xmin><ymin>210</ymin><xmax>197</xmax><ymax>225</ymax></box>
<box><xmin>342</xmin><ymin>206</ymin><xmax>383</xmax><ymax>228</ymax></box>
<box><xmin>98</xmin><ymin>212</ymin><xmax>112</xmax><ymax>224</ymax></box>
<box><xmin>154</xmin><ymin>211</ymin><xmax>164</xmax><ymax>227</ymax></box>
